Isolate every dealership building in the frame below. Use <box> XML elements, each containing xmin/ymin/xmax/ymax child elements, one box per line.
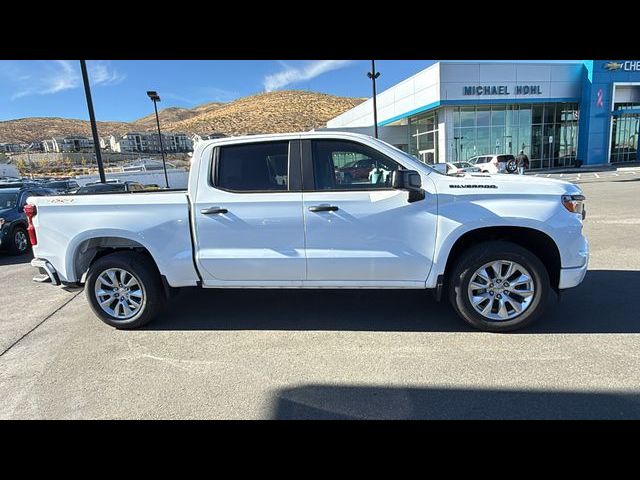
<box><xmin>325</xmin><ymin>60</ymin><xmax>640</xmax><ymax>169</ymax></box>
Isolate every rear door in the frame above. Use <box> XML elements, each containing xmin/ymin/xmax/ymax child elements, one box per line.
<box><xmin>193</xmin><ymin>139</ymin><xmax>306</xmax><ymax>284</ymax></box>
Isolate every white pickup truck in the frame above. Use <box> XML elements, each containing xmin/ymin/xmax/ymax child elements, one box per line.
<box><xmin>26</xmin><ymin>132</ymin><xmax>588</xmax><ymax>332</ymax></box>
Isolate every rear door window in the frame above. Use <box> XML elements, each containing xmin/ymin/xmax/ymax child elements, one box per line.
<box><xmin>216</xmin><ymin>142</ymin><xmax>289</xmax><ymax>192</ymax></box>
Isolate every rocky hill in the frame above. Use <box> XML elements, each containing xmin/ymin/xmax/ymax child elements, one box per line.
<box><xmin>165</xmin><ymin>91</ymin><xmax>366</xmax><ymax>136</ymax></box>
<box><xmin>0</xmin><ymin>91</ymin><xmax>365</xmax><ymax>144</ymax></box>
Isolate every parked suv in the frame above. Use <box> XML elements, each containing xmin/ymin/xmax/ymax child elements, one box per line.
<box><xmin>0</xmin><ymin>184</ymin><xmax>52</xmax><ymax>254</ymax></box>
<box><xmin>467</xmin><ymin>154</ymin><xmax>517</xmax><ymax>174</ymax></box>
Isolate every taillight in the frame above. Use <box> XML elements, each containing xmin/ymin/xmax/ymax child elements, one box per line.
<box><xmin>23</xmin><ymin>204</ymin><xmax>37</xmax><ymax>246</ymax></box>
<box><xmin>492</xmin><ymin>157</ymin><xmax>498</xmax><ymax>165</ymax></box>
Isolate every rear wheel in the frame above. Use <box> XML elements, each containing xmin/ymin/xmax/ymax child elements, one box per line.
<box><xmin>506</xmin><ymin>159</ymin><xmax>518</xmax><ymax>173</ymax></box>
<box><xmin>7</xmin><ymin>226</ymin><xmax>30</xmax><ymax>255</ymax></box>
<box><xmin>85</xmin><ymin>251</ymin><xmax>166</xmax><ymax>329</ymax></box>
<box><xmin>448</xmin><ymin>241</ymin><xmax>550</xmax><ymax>332</ymax></box>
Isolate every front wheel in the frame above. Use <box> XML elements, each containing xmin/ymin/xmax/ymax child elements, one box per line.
<box><xmin>448</xmin><ymin>241</ymin><xmax>550</xmax><ymax>332</ymax></box>
<box><xmin>85</xmin><ymin>251</ymin><xmax>166</xmax><ymax>329</ymax></box>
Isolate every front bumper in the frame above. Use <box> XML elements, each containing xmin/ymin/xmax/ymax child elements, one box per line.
<box><xmin>558</xmin><ymin>237</ymin><xmax>589</xmax><ymax>289</ymax></box>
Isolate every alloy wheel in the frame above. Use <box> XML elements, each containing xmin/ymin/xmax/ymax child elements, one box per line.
<box><xmin>94</xmin><ymin>268</ymin><xmax>145</xmax><ymax>320</ymax></box>
<box><xmin>467</xmin><ymin>260</ymin><xmax>535</xmax><ymax>321</ymax></box>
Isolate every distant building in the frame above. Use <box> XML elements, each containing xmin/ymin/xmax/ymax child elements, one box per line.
<box><xmin>110</xmin><ymin>131</ymin><xmax>193</xmax><ymax>153</ymax></box>
<box><xmin>0</xmin><ymin>143</ymin><xmax>24</xmax><ymax>153</ymax></box>
<box><xmin>42</xmin><ymin>136</ymin><xmax>94</xmax><ymax>153</ymax></box>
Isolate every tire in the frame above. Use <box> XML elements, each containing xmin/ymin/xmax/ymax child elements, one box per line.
<box><xmin>85</xmin><ymin>251</ymin><xmax>166</xmax><ymax>329</ymax></box>
<box><xmin>506</xmin><ymin>160</ymin><xmax>518</xmax><ymax>174</ymax></box>
<box><xmin>7</xmin><ymin>225</ymin><xmax>30</xmax><ymax>255</ymax></box>
<box><xmin>448</xmin><ymin>241</ymin><xmax>550</xmax><ymax>332</ymax></box>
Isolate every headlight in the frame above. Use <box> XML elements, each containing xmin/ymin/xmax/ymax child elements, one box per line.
<box><xmin>0</xmin><ymin>218</ymin><xmax>5</xmax><ymax>228</ymax></box>
<box><xmin>562</xmin><ymin>194</ymin><xmax>586</xmax><ymax>219</ymax></box>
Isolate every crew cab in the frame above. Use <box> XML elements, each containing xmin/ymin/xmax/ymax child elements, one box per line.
<box><xmin>26</xmin><ymin>132</ymin><xmax>589</xmax><ymax>332</ymax></box>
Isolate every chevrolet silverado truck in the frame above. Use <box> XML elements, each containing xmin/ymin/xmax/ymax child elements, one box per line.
<box><xmin>26</xmin><ymin>132</ymin><xmax>589</xmax><ymax>332</ymax></box>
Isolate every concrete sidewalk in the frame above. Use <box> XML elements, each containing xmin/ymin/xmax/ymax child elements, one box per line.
<box><xmin>530</xmin><ymin>162</ymin><xmax>640</xmax><ymax>175</ymax></box>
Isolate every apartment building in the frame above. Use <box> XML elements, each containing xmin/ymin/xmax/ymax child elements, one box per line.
<box><xmin>110</xmin><ymin>132</ymin><xmax>193</xmax><ymax>153</ymax></box>
<box><xmin>42</xmin><ymin>136</ymin><xmax>94</xmax><ymax>153</ymax></box>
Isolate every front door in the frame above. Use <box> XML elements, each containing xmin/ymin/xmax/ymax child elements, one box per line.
<box><xmin>301</xmin><ymin>139</ymin><xmax>437</xmax><ymax>285</ymax></box>
<box><xmin>193</xmin><ymin>140</ymin><xmax>306</xmax><ymax>284</ymax></box>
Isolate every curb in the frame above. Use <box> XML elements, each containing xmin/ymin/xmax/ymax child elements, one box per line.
<box><xmin>532</xmin><ymin>164</ymin><xmax>640</xmax><ymax>175</ymax></box>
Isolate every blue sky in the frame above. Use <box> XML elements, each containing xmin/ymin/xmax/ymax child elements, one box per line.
<box><xmin>0</xmin><ymin>60</ymin><xmax>439</xmax><ymax>122</ymax></box>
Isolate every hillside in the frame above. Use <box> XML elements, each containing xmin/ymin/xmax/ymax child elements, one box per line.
<box><xmin>130</xmin><ymin>102</ymin><xmax>225</xmax><ymax>130</ymax></box>
<box><xmin>0</xmin><ymin>91</ymin><xmax>365</xmax><ymax>144</ymax></box>
<box><xmin>165</xmin><ymin>91</ymin><xmax>366</xmax><ymax>135</ymax></box>
<box><xmin>0</xmin><ymin>117</ymin><xmax>131</xmax><ymax>144</ymax></box>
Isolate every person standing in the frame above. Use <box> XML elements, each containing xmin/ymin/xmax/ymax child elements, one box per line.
<box><xmin>516</xmin><ymin>150</ymin><xmax>529</xmax><ymax>175</ymax></box>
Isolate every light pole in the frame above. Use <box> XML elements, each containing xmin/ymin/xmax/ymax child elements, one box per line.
<box><xmin>367</xmin><ymin>60</ymin><xmax>380</xmax><ymax>139</ymax></box>
<box><xmin>80</xmin><ymin>60</ymin><xmax>106</xmax><ymax>183</ymax></box>
<box><xmin>146</xmin><ymin>91</ymin><xmax>169</xmax><ymax>188</ymax></box>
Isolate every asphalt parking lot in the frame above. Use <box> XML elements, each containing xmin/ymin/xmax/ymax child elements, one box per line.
<box><xmin>1</xmin><ymin>172</ymin><xmax>640</xmax><ymax>419</ymax></box>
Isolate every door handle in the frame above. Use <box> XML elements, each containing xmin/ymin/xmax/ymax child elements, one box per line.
<box><xmin>309</xmin><ymin>205</ymin><xmax>339</xmax><ymax>212</ymax></box>
<box><xmin>201</xmin><ymin>207</ymin><xmax>228</xmax><ymax>215</ymax></box>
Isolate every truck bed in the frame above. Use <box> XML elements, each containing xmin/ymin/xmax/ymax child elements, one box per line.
<box><xmin>29</xmin><ymin>192</ymin><xmax>199</xmax><ymax>287</ymax></box>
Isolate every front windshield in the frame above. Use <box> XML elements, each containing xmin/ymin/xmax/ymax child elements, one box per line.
<box><xmin>0</xmin><ymin>192</ymin><xmax>18</xmax><ymax>209</ymax></box>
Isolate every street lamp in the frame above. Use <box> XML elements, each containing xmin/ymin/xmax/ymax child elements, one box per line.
<box><xmin>367</xmin><ymin>60</ymin><xmax>381</xmax><ymax>139</ymax></box>
<box><xmin>146</xmin><ymin>90</ymin><xmax>169</xmax><ymax>188</ymax></box>
<box><xmin>80</xmin><ymin>60</ymin><xmax>106</xmax><ymax>183</ymax></box>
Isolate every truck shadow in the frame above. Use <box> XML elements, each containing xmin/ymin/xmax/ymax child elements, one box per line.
<box><xmin>271</xmin><ymin>384</ymin><xmax>640</xmax><ymax>419</ymax></box>
<box><xmin>148</xmin><ymin>270</ymin><xmax>640</xmax><ymax>334</ymax></box>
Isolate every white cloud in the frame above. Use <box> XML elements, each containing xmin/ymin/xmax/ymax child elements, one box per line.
<box><xmin>89</xmin><ymin>61</ymin><xmax>126</xmax><ymax>86</ymax></box>
<box><xmin>10</xmin><ymin>60</ymin><xmax>124</xmax><ymax>100</ymax></box>
<box><xmin>263</xmin><ymin>60</ymin><xmax>353</xmax><ymax>92</ymax></box>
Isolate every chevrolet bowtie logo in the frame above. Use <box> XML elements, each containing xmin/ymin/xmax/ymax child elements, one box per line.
<box><xmin>604</xmin><ymin>62</ymin><xmax>624</xmax><ymax>71</ymax></box>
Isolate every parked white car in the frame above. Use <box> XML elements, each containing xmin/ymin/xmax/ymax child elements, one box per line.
<box><xmin>467</xmin><ymin>154</ymin><xmax>518</xmax><ymax>174</ymax></box>
<box><xmin>26</xmin><ymin>132</ymin><xmax>588</xmax><ymax>332</ymax></box>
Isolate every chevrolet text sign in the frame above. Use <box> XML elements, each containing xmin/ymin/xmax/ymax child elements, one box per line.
<box><xmin>463</xmin><ymin>85</ymin><xmax>542</xmax><ymax>96</ymax></box>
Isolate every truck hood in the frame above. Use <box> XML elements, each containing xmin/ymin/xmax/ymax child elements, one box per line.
<box><xmin>433</xmin><ymin>172</ymin><xmax>582</xmax><ymax>196</ymax></box>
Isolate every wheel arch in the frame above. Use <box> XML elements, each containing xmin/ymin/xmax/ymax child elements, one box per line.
<box><xmin>69</xmin><ymin>234</ymin><xmax>162</xmax><ymax>285</ymax></box>
<box><xmin>441</xmin><ymin>226</ymin><xmax>562</xmax><ymax>293</ymax></box>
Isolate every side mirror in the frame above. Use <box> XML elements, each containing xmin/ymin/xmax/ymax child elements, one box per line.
<box><xmin>391</xmin><ymin>169</ymin><xmax>422</xmax><ymax>190</ymax></box>
<box><xmin>391</xmin><ymin>170</ymin><xmax>425</xmax><ymax>203</ymax></box>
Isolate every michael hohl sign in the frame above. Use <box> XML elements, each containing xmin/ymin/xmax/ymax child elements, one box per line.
<box><xmin>463</xmin><ymin>85</ymin><xmax>543</xmax><ymax>96</ymax></box>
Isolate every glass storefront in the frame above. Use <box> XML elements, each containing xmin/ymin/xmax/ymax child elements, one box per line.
<box><xmin>609</xmin><ymin>103</ymin><xmax>640</xmax><ymax>164</ymax></box>
<box><xmin>408</xmin><ymin>111</ymin><xmax>438</xmax><ymax>164</ymax></box>
<box><xmin>450</xmin><ymin>103</ymin><xmax>579</xmax><ymax>169</ymax></box>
